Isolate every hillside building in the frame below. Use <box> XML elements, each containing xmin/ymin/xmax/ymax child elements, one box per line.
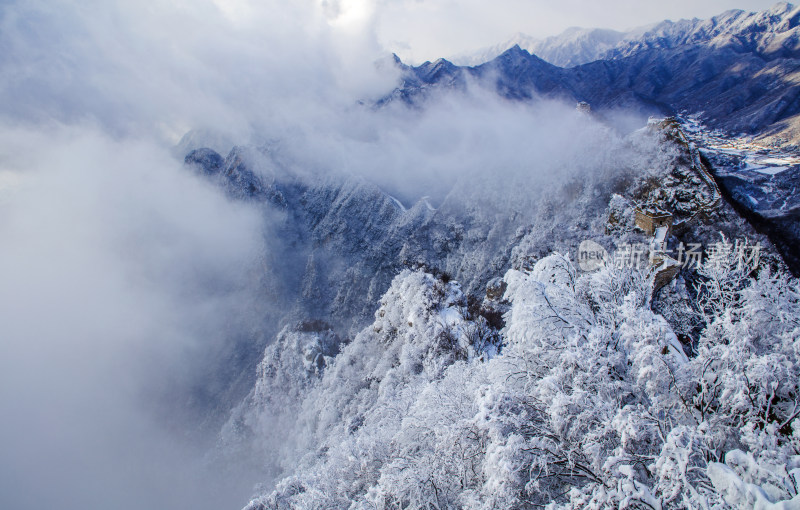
<box><xmin>576</xmin><ymin>101</ymin><xmax>592</xmax><ymax>114</ymax></box>
<box><xmin>634</xmin><ymin>207</ymin><xmax>673</xmax><ymax>237</ymax></box>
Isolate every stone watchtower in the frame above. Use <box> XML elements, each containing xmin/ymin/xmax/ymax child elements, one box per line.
<box><xmin>634</xmin><ymin>207</ymin><xmax>673</xmax><ymax>237</ymax></box>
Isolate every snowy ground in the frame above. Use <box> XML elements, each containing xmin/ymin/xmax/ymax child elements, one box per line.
<box><xmin>681</xmin><ymin>114</ymin><xmax>800</xmax><ymax>176</ymax></box>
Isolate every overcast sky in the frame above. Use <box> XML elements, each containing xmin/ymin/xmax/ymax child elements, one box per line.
<box><xmin>372</xmin><ymin>0</ymin><xmax>785</xmax><ymax>62</ymax></box>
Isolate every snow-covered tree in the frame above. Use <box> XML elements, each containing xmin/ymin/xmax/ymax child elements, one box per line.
<box><xmin>243</xmin><ymin>246</ymin><xmax>800</xmax><ymax>510</ymax></box>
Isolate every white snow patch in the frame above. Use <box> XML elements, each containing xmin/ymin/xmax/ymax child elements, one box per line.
<box><xmin>388</xmin><ymin>195</ymin><xmax>407</xmax><ymax>211</ymax></box>
<box><xmin>750</xmin><ymin>165</ymin><xmax>789</xmax><ymax>176</ymax></box>
<box><xmin>420</xmin><ymin>196</ymin><xmax>436</xmax><ymax>211</ymax></box>
<box><xmin>654</xmin><ymin>226</ymin><xmax>668</xmax><ymax>244</ymax></box>
<box><xmin>708</xmin><ymin>461</ymin><xmax>800</xmax><ymax>509</ymax></box>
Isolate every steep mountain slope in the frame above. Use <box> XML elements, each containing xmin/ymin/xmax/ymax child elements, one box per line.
<box><xmin>184</xmin><ymin>116</ymin><xmax>728</xmax><ymax>462</ymax></box>
<box><xmin>239</xmin><ymin>193</ymin><xmax>799</xmax><ymax>510</ymax></box>
<box><xmin>569</xmin><ymin>44</ymin><xmax>800</xmax><ymax>136</ymax></box>
<box><xmin>184</xmin><ymin>118</ymin><xmax>665</xmax><ymax>334</ymax></box>
<box><xmin>201</xmin><ymin>115</ymin><xmax>792</xmax><ymax>507</ymax></box>
<box><xmin>189</xmin><ymin>7</ymin><xmax>800</xmax><ymax>507</ymax></box>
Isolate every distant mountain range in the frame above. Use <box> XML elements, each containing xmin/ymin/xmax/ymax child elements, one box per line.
<box><xmin>453</xmin><ymin>2</ymin><xmax>800</xmax><ymax>67</ymax></box>
<box><xmin>450</xmin><ymin>27</ymin><xmax>650</xmax><ymax>68</ymax></box>
<box><xmin>400</xmin><ymin>2</ymin><xmax>800</xmax><ymax>145</ymax></box>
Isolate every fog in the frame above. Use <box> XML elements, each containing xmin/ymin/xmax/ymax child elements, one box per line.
<box><xmin>0</xmin><ymin>1</ymin><xmax>661</xmax><ymax>509</ymax></box>
<box><xmin>0</xmin><ymin>124</ymin><xmax>271</xmax><ymax>508</ymax></box>
<box><xmin>278</xmin><ymin>91</ymin><xmax>638</xmax><ymax>205</ymax></box>
<box><xmin>0</xmin><ymin>0</ymin><xmax>396</xmax><ymax>140</ymax></box>
<box><xmin>0</xmin><ymin>2</ymin><xmax>393</xmax><ymax>508</ymax></box>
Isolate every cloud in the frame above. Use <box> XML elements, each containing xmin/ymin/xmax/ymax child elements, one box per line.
<box><xmin>0</xmin><ymin>123</ymin><xmax>271</xmax><ymax>509</ymax></box>
<box><xmin>0</xmin><ymin>1</ymin><xmax>404</xmax><ymax>506</ymax></box>
<box><xmin>0</xmin><ymin>0</ymin><xmax>399</xmax><ymax>142</ymax></box>
<box><xmin>251</xmin><ymin>80</ymin><xmax>651</xmax><ymax>208</ymax></box>
<box><xmin>0</xmin><ymin>1</ymin><xmax>407</xmax><ymax>505</ymax></box>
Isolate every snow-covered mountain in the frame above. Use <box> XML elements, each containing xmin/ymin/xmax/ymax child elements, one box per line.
<box><xmin>450</xmin><ymin>32</ymin><xmax>540</xmax><ymax>67</ymax></box>
<box><xmin>535</xmin><ymin>26</ymin><xmax>645</xmax><ymax>67</ymax></box>
<box><xmin>454</xmin><ymin>2</ymin><xmax>800</xmax><ymax>68</ymax></box>
<box><xmin>191</xmin><ymin>4</ymin><xmax>800</xmax><ymax>509</ymax></box>
<box><xmin>184</xmin><ymin>116</ymin><xmax>659</xmax><ymax>335</ymax></box>
<box><xmin>245</xmin><ymin>247</ymin><xmax>800</xmax><ymax>509</ymax></box>
<box><xmin>191</xmin><ymin>106</ymin><xmax>800</xmax><ymax>508</ymax></box>
<box><xmin>605</xmin><ymin>2</ymin><xmax>800</xmax><ymax>61</ymax></box>
<box><xmin>391</xmin><ymin>3</ymin><xmax>800</xmax><ymax>146</ymax></box>
<box><xmin>451</xmin><ymin>26</ymin><xmax>645</xmax><ymax>68</ymax></box>
<box><xmin>223</xmin><ymin>119</ymin><xmax>800</xmax><ymax>509</ymax></box>
<box><xmin>6</xmin><ymin>1</ymin><xmax>800</xmax><ymax>509</ymax></box>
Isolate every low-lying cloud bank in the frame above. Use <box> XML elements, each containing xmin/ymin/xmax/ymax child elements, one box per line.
<box><xmin>0</xmin><ymin>123</ymin><xmax>275</xmax><ymax>509</ymax></box>
<box><xmin>0</xmin><ymin>1</ymin><xmax>395</xmax><ymax>507</ymax></box>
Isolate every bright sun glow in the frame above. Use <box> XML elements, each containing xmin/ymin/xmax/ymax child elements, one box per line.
<box><xmin>326</xmin><ymin>0</ymin><xmax>373</xmax><ymax>29</ymax></box>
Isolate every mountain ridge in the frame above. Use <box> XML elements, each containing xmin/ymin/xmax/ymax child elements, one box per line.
<box><xmin>392</xmin><ymin>3</ymin><xmax>800</xmax><ymax>145</ymax></box>
<box><xmin>450</xmin><ymin>26</ymin><xmax>648</xmax><ymax>68</ymax></box>
<box><xmin>452</xmin><ymin>2</ymin><xmax>800</xmax><ymax>68</ymax></box>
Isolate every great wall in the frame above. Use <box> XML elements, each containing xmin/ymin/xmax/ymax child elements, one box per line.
<box><xmin>636</xmin><ymin>117</ymin><xmax>723</xmax><ymax>294</ymax></box>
